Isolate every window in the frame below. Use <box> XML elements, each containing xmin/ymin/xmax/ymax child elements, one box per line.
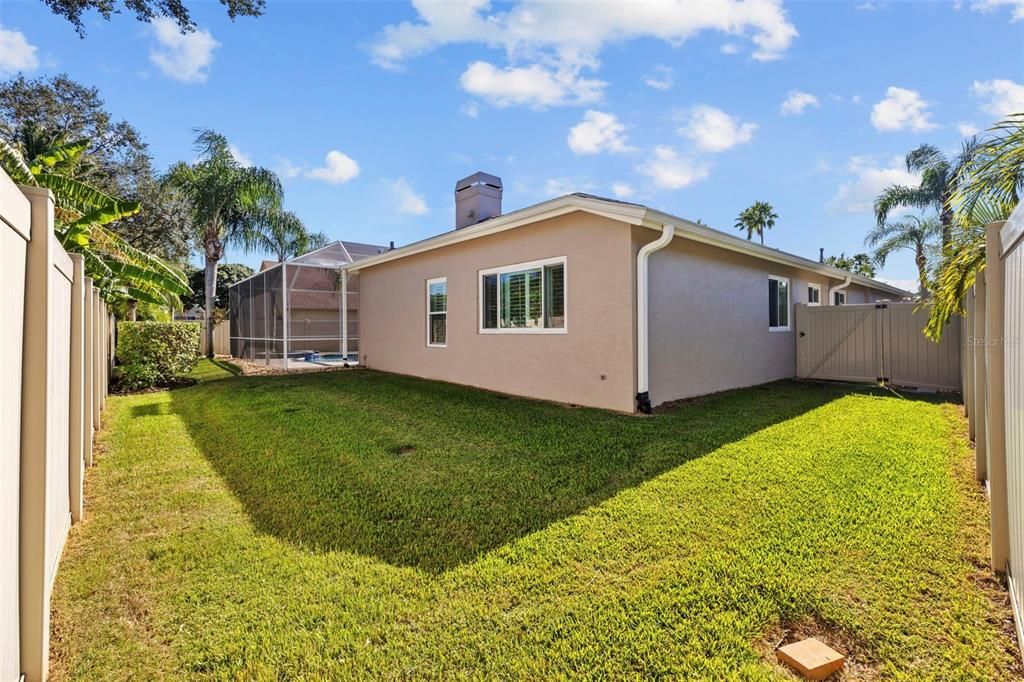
<box><xmin>834</xmin><ymin>290</ymin><xmax>847</xmax><ymax>305</ymax></box>
<box><xmin>480</xmin><ymin>257</ymin><xmax>566</xmax><ymax>333</ymax></box>
<box><xmin>807</xmin><ymin>283</ymin><xmax>821</xmax><ymax>306</ymax></box>
<box><xmin>768</xmin><ymin>275</ymin><xmax>790</xmax><ymax>331</ymax></box>
<box><xmin>427</xmin><ymin>277</ymin><xmax>447</xmax><ymax>347</ymax></box>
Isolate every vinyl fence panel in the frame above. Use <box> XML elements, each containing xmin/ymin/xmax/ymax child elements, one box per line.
<box><xmin>19</xmin><ymin>186</ymin><xmax>74</xmax><ymax>682</ymax></box>
<box><xmin>992</xmin><ymin>209</ymin><xmax>1024</xmax><ymax>656</ymax></box>
<box><xmin>795</xmin><ymin>302</ymin><xmax>959</xmax><ymax>391</ymax></box>
<box><xmin>0</xmin><ymin>165</ymin><xmax>31</xmax><ymax>682</ymax></box>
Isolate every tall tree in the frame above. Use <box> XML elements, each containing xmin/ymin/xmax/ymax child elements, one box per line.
<box><xmin>183</xmin><ymin>263</ymin><xmax>254</xmax><ymax>313</ymax></box>
<box><xmin>0</xmin><ymin>74</ymin><xmax>193</xmax><ymax>262</ymax></box>
<box><xmin>165</xmin><ymin>129</ymin><xmax>282</xmax><ymax>356</ymax></box>
<box><xmin>40</xmin><ymin>0</ymin><xmax>265</xmax><ymax>36</ymax></box>
<box><xmin>926</xmin><ymin>113</ymin><xmax>1024</xmax><ymax>340</ymax></box>
<box><xmin>262</xmin><ymin>209</ymin><xmax>327</xmax><ymax>261</ymax></box>
<box><xmin>874</xmin><ymin>139</ymin><xmax>978</xmax><ymax>247</ymax></box>
<box><xmin>734</xmin><ymin>201</ymin><xmax>778</xmax><ymax>244</ymax></box>
<box><xmin>0</xmin><ymin>134</ymin><xmax>190</xmax><ymax>306</ymax></box>
<box><xmin>865</xmin><ymin>215</ymin><xmax>941</xmax><ymax>299</ymax></box>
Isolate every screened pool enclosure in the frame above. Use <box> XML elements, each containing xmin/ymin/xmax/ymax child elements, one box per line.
<box><xmin>228</xmin><ymin>241</ymin><xmax>385</xmax><ymax>370</ymax></box>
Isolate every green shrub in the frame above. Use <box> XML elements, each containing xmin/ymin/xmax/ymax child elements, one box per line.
<box><xmin>116</xmin><ymin>322</ymin><xmax>201</xmax><ymax>390</ymax></box>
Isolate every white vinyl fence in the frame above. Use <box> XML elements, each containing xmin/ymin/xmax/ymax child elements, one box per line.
<box><xmin>966</xmin><ymin>203</ymin><xmax>1024</xmax><ymax>660</ymax></box>
<box><xmin>795</xmin><ymin>302</ymin><xmax>961</xmax><ymax>391</ymax></box>
<box><xmin>0</xmin><ymin>170</ymin><xmax>112</xmax><ymax>682</ymax></box>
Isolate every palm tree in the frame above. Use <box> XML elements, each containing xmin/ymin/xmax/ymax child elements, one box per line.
<box><xmin>0</xmin><ymin>129</ymin><xmax>189</xmax><ymax>308</ymax></box>
<box><xmin>164</xmin><ymin>129</ymin><xmax>283</xmax><ymax>356</ymax></box>
<box><xmin>261</xmin><ymin>209</ymin><xmax>327</xmax><ymax>261</ymax></box>
<box><xmin>874</xmin><ymin>139</ymin><xmax>979</xmax><ymax>247</ymax></box>
<box><xmin>925</xmin><ymin>113</ymin><xmax>1024</xmax><ymax>340</ymax></box>
<box><xmin>734</xmin><ymin>201</ymin><xmax>778</xmax><ymax>244</ymax></box>
<box><xmin>865</xmin><ymin>215</ymin><xmax>941</xmax><ymax>299</ymax></box>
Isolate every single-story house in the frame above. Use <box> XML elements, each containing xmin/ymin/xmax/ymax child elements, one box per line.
<box><xmin>304</xmin><ymin>173</ymin><xmax>910</xmax><ymax>412</ymax></box>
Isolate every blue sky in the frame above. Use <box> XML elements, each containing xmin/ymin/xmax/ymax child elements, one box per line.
<box><xmin>2</xmin><ymin>0</ymin><xmax>1023</xmax><ymax>287</ymax></box>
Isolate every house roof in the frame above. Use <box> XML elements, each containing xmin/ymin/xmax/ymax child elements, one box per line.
<box><xmin>345</xmin><ymin>193</ymin><xmax>912</xmax><ymax>297</ymax></box>
<box><xmin>229</xmin><ymin>239</ymin><xmax>390</xmax><ymax>289</ymax></box>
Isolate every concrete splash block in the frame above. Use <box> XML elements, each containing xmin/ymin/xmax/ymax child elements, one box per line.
<box><xmin>777</xmin><ymin>637</ymin><xmax>845</xmax><ymax>680</ymax></box>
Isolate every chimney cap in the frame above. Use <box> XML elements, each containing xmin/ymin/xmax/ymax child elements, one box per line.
<box><xmin>456</xmin><ymin>171</ymin><xmax>502</xmax><ymax>193</ymax></box>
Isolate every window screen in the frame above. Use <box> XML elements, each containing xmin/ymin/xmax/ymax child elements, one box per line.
<box><xmin>768</xmin><ymin>276</ymin><xmax>789</xmax><ymax>329</ymax></box>
<box><xmin>428</xmin><ymin>278</ymin><xmax>447</xmax><ymax>346</ymax></box>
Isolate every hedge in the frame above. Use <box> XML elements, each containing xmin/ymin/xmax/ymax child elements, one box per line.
<box><xmin>116</xmin><ymin>322</ymin><xmax>201</xmax><ymax>390</ymax></box>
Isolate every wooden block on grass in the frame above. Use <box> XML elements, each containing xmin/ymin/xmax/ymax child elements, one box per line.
<box><xmin>777</xmin><ymin>637</ymin><xmax>845</xmax><ymax>680</ymax></box>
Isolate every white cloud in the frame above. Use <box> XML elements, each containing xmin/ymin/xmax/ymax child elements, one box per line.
<box><xmin>372</xmin><ymin>1</ymin><xmax>797</xmax><ymax>68</ymax></box>
<box><xmin>832</xmin><ymin>155</ymin><xmax>920</xmax><ymax>214</ymax></box>
<box><xmin>459</xmin><ymin>61</ymin><xmax>604</xmax><ymax>108</ymax></box>
<box><xmin>969</xmin><ymin>0</ymin><xmax>1024</xmax><ymax>21</ymax></box>
<box><xmin>306</xmin><ymin>150</ymin><xmax>361</xmax><ymax>185</ymax></box>
<box><xmin>0</xmin><ymin>26</ymin><xmax>39</xmax><ymax>75</ymax></box>
<box><xmin>461</xmin><ymin>101</ymin><xmax>480</xmax><ymax>118</ymax></box>
<box><xmin>851</xmin><ymin>94</ymin><xmax>863</xmax><ymax>105</ymax></box>
<box><xmin>636</xmin><ymin>146</ymin><xmax>710</xmax><ymax>190</ymax></box>
<box><xmin>390</xmin><ymin>177</ymin><xmax>429</xmax><ymax>215</ymax></box>
<box><xmin>228</xmin><ymin>145</ymin><xmax>252</xmax><ymax>167</ymax></box>
<box><xmin>644</xmin><ymin>65</ymin><xmax>673</xmax><ymax>90</ymax></box>
<box><xmin>970</xmin><ymin>79</ymin><xmax>1024</xmax><ymax>120</ymax></box>
<box><xmin>275</xmin><ymin>157</ymin><xmax>302</xmax><ymax>179</ymax></box>
<box><xmin>780</xmin><ymin>90</ymin><xmax>819</xmax><ymax>116</ymax></box>
<box><xmin>870</xmin><ymin>86</ymin><xmax>937</xmax><ymax>132</ymax></box>
<box><xmin>720</xmin><ymin>42</ymin><xmax>742</xmax><ymax>54</ymax></box>
<box><xmin>612</xmin><ymin>182</ymin><xmax>635</xmax><ymax>199</ymax></box>
<box><xmin>678</xmin><ymin>105</ymin><xmax>757</xmax><ymax>152</ymax></box>
<box><xmin>567</xmin><ymin>111</ymin><xmax>633</xmax><ymax>155</ymax></box>
<box><xmin>958</xmin><ymin>121</ymin><xmax>981</xmax><ymax>137</ymax></box>
<box><xmin>371</xmin><ymin>1</ymin><xmax>797</xmax><ymax>108</ymax></box>
<box><xmin>149</xmin><ymin>17</ymin><xmax>218</xmax><ymax>83</ymax></box>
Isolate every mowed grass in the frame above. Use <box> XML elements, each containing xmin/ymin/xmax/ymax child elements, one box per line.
<box><xmin>50</xmin><ymin>362</ymin><xmax>1020</xmax><ymax>679</ymax></box>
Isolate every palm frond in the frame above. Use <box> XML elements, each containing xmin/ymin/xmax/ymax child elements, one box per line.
<box><xmin>0</xmin><ymin>138</ymin><xmax>37</xmax><ymax>185</ymax></box>
<box><xmin>28</xmin><ymin>137</ymin><xmax>90</xmax><ymax>174</ymax></box>
<box><xmin>874</xmin><ymin>184</ymin><xmax>934</xmax><ymax>225</ymax></box>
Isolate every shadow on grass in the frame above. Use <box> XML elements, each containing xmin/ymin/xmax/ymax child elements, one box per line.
<box><xmin>169</xmin><ymin>371</ymin><xmax>871</xmax><ymax>573</ymax></box>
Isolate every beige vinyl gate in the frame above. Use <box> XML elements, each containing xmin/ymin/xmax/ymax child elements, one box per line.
<box><xmin>796</xmin><ymin>302</ymin><xmax>961</xmax><ymax>391</ymax></box>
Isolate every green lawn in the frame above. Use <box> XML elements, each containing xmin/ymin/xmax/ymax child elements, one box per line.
<box><xmin>50</xmin><ymin>361</ymin><xmax>1020</xmax><ymax>679</ymax></box>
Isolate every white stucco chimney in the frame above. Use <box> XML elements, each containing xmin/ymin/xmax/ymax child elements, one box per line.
<box><xmin>455</xmin><ymin>172</ymin><xmax>502</xmax><ymax>229</ymax></box>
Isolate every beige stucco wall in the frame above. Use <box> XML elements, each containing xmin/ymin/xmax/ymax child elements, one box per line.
<box><xmin>635</xmin><ymin>227</ymin><xmax>871</xmax><ymax>407</ymax></box>
<box><xmin>358</xmin><ymin>212</ymin><xmax>636</xmax><ymax>412</ymax></box>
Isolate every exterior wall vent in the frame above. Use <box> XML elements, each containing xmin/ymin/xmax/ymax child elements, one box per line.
<box><xmin>455</xmin><ymin>172</ymin><xmax>502</xmax><ymax>229</ymax></box>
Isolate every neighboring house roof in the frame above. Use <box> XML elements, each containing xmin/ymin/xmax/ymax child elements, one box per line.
<box><xmin>345</xmin><ymin>193</ymin><xmax>911</xmax><ymax>298</ymax></box>
<box><xmin>259</xmin><ymin>259</ymin><xmax>279</xmax><ymax>272</ymax></box>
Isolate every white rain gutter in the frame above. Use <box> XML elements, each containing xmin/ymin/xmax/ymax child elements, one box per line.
<box><xmin>829</xmin><ymin>276</ymin><xmax>852</xmax><ymax>306</ymax></box>
<box><xmin>636</xmin><ymin>222</ymin><xmax>675</xmax><ymax>413</ymax></box>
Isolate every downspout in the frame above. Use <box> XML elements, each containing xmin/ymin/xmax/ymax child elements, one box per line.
<box><xmin>636</xmin><ymin>222</ymin><xmax>675</xmax><ymax>413</ymax></box>
<box><xmin>829</xmin><ymin>276</ymin><xmax>852</xmax><ymax>306</ymax></box>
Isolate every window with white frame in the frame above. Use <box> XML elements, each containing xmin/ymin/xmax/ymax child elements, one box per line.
<box><xmin>427</xmin><ymin>277</ymin><xmax>447</xmax><ymax>346</ymax></box>
<box><xmin>768</xmin><ymin>275</ymin><xmax>790</xmax><ymax>330</ymax></box>
<box><xmin>807</xmin><ymin>283</ymin><xmax>821</xmax><ymax>306</ymax></box>
<box><xmin>834</xmin><ymin>290</ymin><xmax>847</xmax><ymax>305</ymax></box>
<box><xmin>480</xmin><ymin>257</ymin><xmax>566</xmax><ymax>333</ymax></box>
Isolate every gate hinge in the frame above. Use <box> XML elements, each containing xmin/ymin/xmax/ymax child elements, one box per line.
<box><xmin>875</xmin><ymin>303</ymin><xmax>888</xmax><ymax>309</ymax></box>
